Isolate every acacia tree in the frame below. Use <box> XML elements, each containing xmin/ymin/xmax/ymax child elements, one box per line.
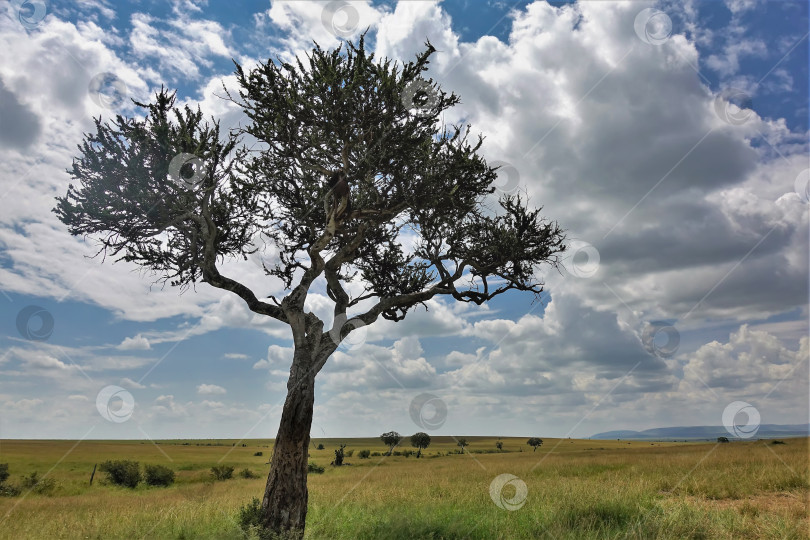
<box><xmin>457</xmin><ymin>438</ymin><xmax>468</xmax><ymax>453</ymax></box>
<box><xmin>411</xmin><ymin>432</ymin><xmax>431</xmax><ymax>458</ymax></box>
<box><xmin>527</xmin><ymin>437</ymin><xmax>544</xmax><ymax>451</ymax></box>
<box><xmin>53</xmin><ymin>36</ymin><xmax>565</xmax><ymax>538</ymax></box>
<box><xmin>380</xmin><ymin>431</ymin><xmax>402</xmax><ymax>456</ymax></box>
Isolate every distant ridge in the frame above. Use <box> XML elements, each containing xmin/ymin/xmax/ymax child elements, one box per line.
<box><xmin>590</xmin><ymin>424</ymin><xmax>810</xmax><ymax>440</ymax></box>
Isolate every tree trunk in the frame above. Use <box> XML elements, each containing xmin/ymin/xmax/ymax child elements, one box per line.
<box><xmin>261</xmin><ymin>347</ymin><xmax>317</xmax><ymax>538</ymax></box>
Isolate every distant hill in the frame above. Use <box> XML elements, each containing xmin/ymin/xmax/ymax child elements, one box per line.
<box><xmin>590</xmin><ymin>424</ymin><xmax>809</xmax><ymax>440</ymax></box>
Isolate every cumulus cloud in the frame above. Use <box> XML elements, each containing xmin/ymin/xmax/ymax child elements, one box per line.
<box><xmin>118</xmin><ymin>334</ymin><xmax>151</xmax><ymax>350</ymax></box>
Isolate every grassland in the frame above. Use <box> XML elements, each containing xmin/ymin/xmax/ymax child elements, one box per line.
<box><xmin>0</xmin><ymin>436</ymin><xmax>807</xmax><ymax>539</ymax></box>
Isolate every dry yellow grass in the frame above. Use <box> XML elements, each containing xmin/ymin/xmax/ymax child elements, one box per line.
<box><xmin>0</xmin><ymin>436</ymin><xmax>807</xmax><ymax>539</ymax></box>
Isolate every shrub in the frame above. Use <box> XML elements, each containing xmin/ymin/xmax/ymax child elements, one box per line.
<box><xmin>358</xmin><ymin>449</ymin><xmax>371</xmax><ymax>459</ymax></box>
<box><xmin>21</xmin><ymin>471</ymin><xmax>57</xmax><ymax>494</ymax></box>
<box><xmin>370</xmin><ymin>451</ymin><xmax>381</xmax><ymax>457</ymax></box>
<box><xmin>0</xmin><ymin>463</ymin><xmax>9</xmax><ymax>484</ymax></box>
<box><xmin>253</xmin><ymin>451</ymin><xmax>263</xmax><ymax>456</ymax></box>
<box><xmin>239</xmin><ymin>468</ymin><xmax>259</xmax><ymax>479</ymax></box>
<box><xmin>717</xmin><ymin>437</ymin><xmax>730</xmax><ymax>443</ymax></box>
<box><xmin>0</xmin><ymin>483</ymin><xmax>20</xmax><ymax>497</ymax></box>
<box><xmin>99</xmin><ymin>460</ymin><xmax>141</xmax><ymax>488</ymax></box>
<box><xmin>210</xmin><ymin>465</ymin><xmax>234</xmax><ymax>481</ymax></box>
<box><xmin>316</xmin><ymin>443</ymin><xmax>324</xmax><ymax>450</ymax></box>
<box><xmin>307</xmin><ymin>462</ymin><xmax>325</xmax><ymax>474</ymax></box>
<box><xmin>771</xmin><ymin>440</ymin><xmax>786</xmax><ymax>445</ymax></box>
<box><xmin>144</xmin><ymin>465</ymin><xmax>175</xmax><ymax>487</ymax></box>
<box><xmin>237</xmin><ymin>497</ymin><xmax>274</xmax><ymax>540</ymax></box>
<box><xmin>344</xmin><ymin>449</ymin><xmax>354</xmax><ymax>457</ymax></box>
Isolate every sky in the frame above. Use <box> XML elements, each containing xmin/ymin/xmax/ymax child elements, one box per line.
<box><xmin>0</xmin><ymin>0</ymin><xmax>808</xmax><ymax>441</ymax></box>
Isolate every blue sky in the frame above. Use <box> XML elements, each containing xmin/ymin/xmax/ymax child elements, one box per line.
<box><xmin>0</xmin><ymin>0</ymin><xmax>808</xmax><ymax>440</ymax></box>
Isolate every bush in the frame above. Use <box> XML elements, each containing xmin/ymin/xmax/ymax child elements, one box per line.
<box><xmin>370</xmin><ymin>451</ymin><xmax>381</xmax><ymax>457</ymax></box>
<box><xmin>21</xmin><ymin>471</ymin><xmax>57</xmax><ymax>494</ymax></box>
<box><xmin>0</xmin><ymin>463</ymin><xmax>9</xmax><ymax>484</ymax></box>
<box><xmin>308</xmin><ymin>462</ymin><xmax>325</xmax><ymax>474</ymax></box>
<box><xmin>239</xmin><ymin>468</ymin><xmax>259</xmax><ymax>479</ymax></box>
<box><xmin>357</xmin><ymin>449</ymin><xmax>371</xmax><ymax>459</ymax></box>
<box><xmin>211</xmin><ymin>465</ymin><xmax>234</xmax><ymax>481</ymax></box>
<box><xmin>316</xmin><ymin>443</ymin><xmax>324</xmax><ymax>450</ymax></box>
<box><xmin>0</xmin><ymin>483</ymin><xmax>20</xmax><ymax>497</ymax></box>
<box><xmin>344</xmin><ymin>449</ymin><xmax>354</xmax><ymax>457</ymax></box>
<box><xmin>771</xmin><ymin>440</ymin><xmax>786</xmax><ymax>445</ymax></box>
<box><xmin>237</xmin><ymin>497</ymin><xmax>272</xmax><ymax>540</ymax></box>
<box><xmin>144</xmin><ymin>465</ymin><xmax>175</xmax><ymax>487</ymax></box>
<box><xmin>99</xmin><ymin>460</ymin><xmax>141</xmax><ymax>488</ymax></box>
<box><xmin>253</xmin><ymin>451</ymin><xmax>263</xmax><ymax>456</ymax></box>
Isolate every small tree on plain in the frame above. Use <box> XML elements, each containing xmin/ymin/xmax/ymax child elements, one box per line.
<box><xmin>411</xmin><ymin>432</ymin><xmax>431</xmax><ymax>458</ymax></box>
<box><xmin>457</xmin><ymin>438</ymin><xmax>468</xmax><ymax>453</ymax></box>
<box><xmin>495</xmin><ymin>441</ymin><xmax>503</xmax><ymax>451</ymax></box>
<box><xmin>380</xmin><ymin>431</ymin><xmax>402</xmax><ymax>456</ymax></box>
<box><xmin>331</xmin><ymin>444</ymin><xmax>347</xmax><ymax>466</ymax></box>
<box><xmin>527</xmin><ymin>437</ymin><xmax>543</xmax><ymax>451</ymax></box>
<box><xmin>54</xmin><ymin>36</ymin><xmax>565</xmax><ymax>538</ymax></box>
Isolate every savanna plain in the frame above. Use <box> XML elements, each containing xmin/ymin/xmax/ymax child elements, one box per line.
<box><xmin>0</xmin><ymin>436</ymin><xmax>807</xmax><ymax>539</ymax></box>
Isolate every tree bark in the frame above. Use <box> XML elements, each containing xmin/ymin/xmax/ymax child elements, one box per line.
<box><xmin>261</xmin><ymin>346</ymin><xmax>317</xmax><ymax>538</ymax></box>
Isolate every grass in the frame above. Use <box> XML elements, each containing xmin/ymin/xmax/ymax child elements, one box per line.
<box><xmin>0</xmin><ymin>437</ymin><xmax>806</xmax><ymax>539</ymax></box>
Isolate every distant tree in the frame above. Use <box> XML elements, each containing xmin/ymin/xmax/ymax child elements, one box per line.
<box><xmin>457</xmin><ymin>438</ymin><xmax>468</xmax><ymax>453</ymax></box>
<box><xmin>495</xmin><ymin>441</ymin><xmax>503</xmax><ymax>451</ymax></box>
<box><xmin>0</xmin><ymin>463</ymin><xmax>8</xmax><ymax>484</ymax></box>
<box><xmin>331</xmin><ymin>444</ymin><xmax>347</xmax><ymax>466</ymax></box>
<box><xmin>53</xmin><ymin>36</ymin><xmax>565</xmax><ymax>538</ymax></box>
<box><xmin>380</xmin><ymin>431</ymin><xmax>402</xmax><ymax>456</ymax></box>
<box><xmin>316</xmin><ymin>443</ymin><xmax>324</xmax><ymax>450</ymax></box>
<box><xmin>527</xmin><ymin>437</ymin><xmax>543</xmax><ymax>451</ymax></box>
<box><xmin>411</xmin><ymin>432</ymin><xmax>431</xmax><ymax>458</ymax></box>
<box><xmin>717</xmin><ymin>436</ymin><xmax>729</xmax><ymax>443</ymax></box>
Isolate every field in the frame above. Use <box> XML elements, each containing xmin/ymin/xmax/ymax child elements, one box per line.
<box><xmin>0</xmin><ymin>436</ymin><xmax>807</xmax><ymax>539</ymax></box>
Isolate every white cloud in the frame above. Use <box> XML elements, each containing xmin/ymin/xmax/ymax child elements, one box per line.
<box><xmin>197</xmin><ymin>383</ymin><xmax>227</xmax><ymax>395</ymax></box>
<box><xmin>118</xmin><ymin>334</ymin><xmax>151</xmax><ymax>350</ymax></box>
